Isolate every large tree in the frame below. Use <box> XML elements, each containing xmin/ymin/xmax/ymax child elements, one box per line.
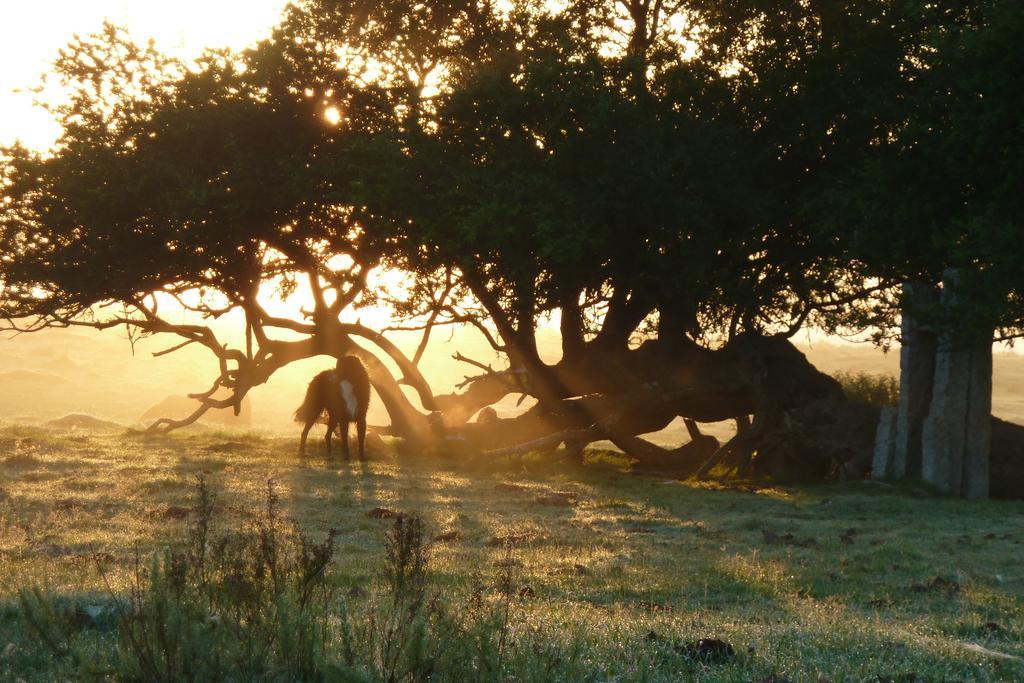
<box><xmin>0</xmin><ymin>19</ymin><xmax>443</xmax><ymax>438</ymax></box>
<box><xmin>366</xmin><ymin>0</ymin><xmax>932</xmax><ymax>471</ymax></box>
<box><xmin>1</xmin><ymin>0</ymin><xmax>996</xmax><ymax>480</ymax></box>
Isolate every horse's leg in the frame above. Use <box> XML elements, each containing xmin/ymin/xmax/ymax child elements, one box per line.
<box><xmin>325</xmin><ymin>412</ymin><xmax>335</xmax><ymax>456</ymax></box>
<box><xmin>357</xmin><ymin>418</ymin><xmax>367</xmax><ymax>461</ymax></box>
<box><xmin>299</xmin><ymin>420</ymin><xmax>314</xmax><ymax>456</ymax></box>
<box><xmin>340</xmin><ymin>419</ymin><xmax>351</xmax><ymax>461</ymax></box>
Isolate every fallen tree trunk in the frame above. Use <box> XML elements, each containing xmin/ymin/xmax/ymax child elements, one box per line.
<box><xmin>751</xmin><ymin>399</ymin><xmax>881</xmax><ymax>481</ymax></box>
<box><xmin>990</xmin><ymin>417</ymin><xmax>1024</xmax><ymax>500</ymax></box>
<box><xmin>438</xmin><ymin>333</ymin><xmax>846</xmax><ymax>475</ymax></box>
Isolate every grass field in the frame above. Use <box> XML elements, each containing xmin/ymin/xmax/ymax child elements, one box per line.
<box><xmin>1</xmin><ymin>422</ymin><xmax>1023</xmax><ymax>681</ymax></box>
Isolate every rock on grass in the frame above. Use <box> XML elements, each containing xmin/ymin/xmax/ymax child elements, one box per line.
<box><xmin>675</xmin><ymin>638</ymin><xmax>736</xmax><ymax>663</ymax></box>
<box><xmin>910</xmin><ymin>576</ymin><xmax>960</xmax><ymax>594</ymax></box>
<box><xmin>646</xmin><ymin>631</ymin><xmax>736</xmax><ymax>664</ymax></box>
<box><xmin>535</xmin><ymin>492</ymin><xmax>576</xmax><ymax>507</ymax></box>
<box><xmin>486</xmin><ymin>533</ymin><xmax>530</xmax><ymax>547</ymax></box>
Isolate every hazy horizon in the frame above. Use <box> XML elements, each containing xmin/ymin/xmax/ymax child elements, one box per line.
<box><xmin>4</xmin><ymin>325</ymin><xmax>1024</xmax><ymax>447</ymax></box>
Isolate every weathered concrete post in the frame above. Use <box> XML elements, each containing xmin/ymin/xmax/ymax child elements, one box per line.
<box><xmin>872</xmin><ymin>405</ymin><xmax>898</xmax><ymax>477</ymax></box>
<box><xmin>920</xmin><ymin>269</ymin><xmax>993</xmax><ymax>498</ymax></box>
<box><xmin>891</xmin><ymin>281</ymin><xmax>939</xmax><ymax>478</ymax></box>
<box><xmin>962</xmin><ymin>332</ymin><xmax>992</xmax><ymax>499</ymax></box>
<box><xmin>873</xmin><ymin>281</ymin><xmax>938</xmax><ymax>480</ymax></box>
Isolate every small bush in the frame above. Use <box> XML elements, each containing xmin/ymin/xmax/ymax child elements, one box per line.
<box><xmin>833</xmin><ymin>370</ymin><xmax>899</xmax><ymax>407</ymax></box>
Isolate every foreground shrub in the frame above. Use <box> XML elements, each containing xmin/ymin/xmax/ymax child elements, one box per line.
<box><xmin>18</xmin><ymin>478</ymin><xmax>577</xmax><ymax>681</ymax></box>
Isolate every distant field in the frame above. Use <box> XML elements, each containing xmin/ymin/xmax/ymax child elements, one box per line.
<box><xmin>1</xmin><ymin>423</ymin><xmax>1022</xmax><ymax>680</ymax></box>
<box><xmin>4</xmin><ymin>328</ymin><xmax>1024</xmax><ymax>435</ymax></box>
<box><xmin>4</xmin><ymin>329</ymin><xmax>1024</xmax><ymax>473</ymax></box>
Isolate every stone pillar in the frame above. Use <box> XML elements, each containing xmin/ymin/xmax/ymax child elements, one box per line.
<box><xmin>920</xmin><ymin>269</ymin><xmax>993</xmax><ymax>498</ymax></box>
<box><xmin>921</xmin><ymin>339</ymin><xmax>971</xmax><ymax>494</ymax></box>
<box><xmin>872</xmin><ymin>406</ymin><xmax>898</xmax><ymax>478</ymax></box>
<box><xmin>891</xmin><ymin>281</ymin><xmax>939</xmax><ymax>478</ymax></box>
<box><xmin>963</xmin><ymin>336</ymin><xmax>992</xmax><ymax>500</ymax></box>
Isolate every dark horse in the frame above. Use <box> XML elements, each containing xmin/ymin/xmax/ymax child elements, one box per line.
<box><xmin>294</xmin><ymin>356</ymin><xmax>371</xmax><ymax>459</ymax></box>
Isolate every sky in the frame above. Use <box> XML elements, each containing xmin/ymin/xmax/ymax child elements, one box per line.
<box><xmin>1</xmin><ymin>0</ymin><xmax>290</xmax><ymax>150</ymax></box>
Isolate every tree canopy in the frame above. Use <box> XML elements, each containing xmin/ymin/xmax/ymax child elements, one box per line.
<box><xmin>2</xmin><ymin>0</ymin><xmax>1020</xmax><ymax>476</ymax></box>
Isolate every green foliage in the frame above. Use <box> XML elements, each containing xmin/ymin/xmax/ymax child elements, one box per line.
<box><xmin>815</xmin><ymin>0</ymin><xmax>1024</xmax><ymax>337</ymax></box>
<box><xmin>833</xmin><ymin>371</ymin><xmax>900</xmax><ymax>408</ymax></box>
<box><xmin>0</xmin><ymin>0</ymin><xmax>943</xmax><ymax>354</ymax></box>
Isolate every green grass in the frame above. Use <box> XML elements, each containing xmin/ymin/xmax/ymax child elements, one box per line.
<box><xmin>1</xmin><ymin>422</ymin><xmax>1023</xmax><ymax>681</ymax></box>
